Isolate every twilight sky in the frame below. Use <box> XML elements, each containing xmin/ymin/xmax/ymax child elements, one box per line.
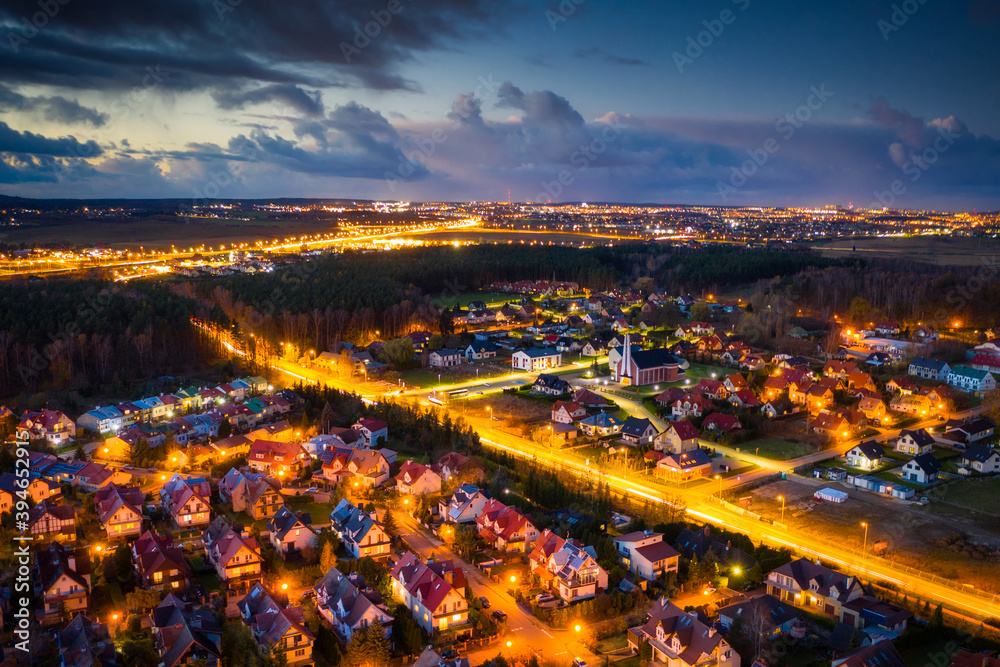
<box><xmin>1</xmin><ymin>0</ymin><xmax>999</xmax><ymax>209</ymax></box>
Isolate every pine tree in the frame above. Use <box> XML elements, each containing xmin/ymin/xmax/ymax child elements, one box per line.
<box><xmin>320</xmin><ymin>542</ymin><xmax>337</xmax><ymax>574</ymax></box>
<box><xmin>365</xmin><ymin>622</ymin><xmax>391</xmax><ymax>666</ymax></box>
<box><xmin>381</xmin><ymin>510</ymin><xmax>398</xmax><ymax>538</ymax></box>
<box><xmin>930</xmin><ymin>604</ymin><xmax>944</xmax><ymax>631</ymax></box>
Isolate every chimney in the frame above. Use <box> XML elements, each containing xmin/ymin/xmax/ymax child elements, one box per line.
<box><xmin>703</xmin><ymin>526</ymin><xmax>711</xmax><ymax>537</ymax></box>
<box><xmin>708</xmin><ymin>626</ymin><xmax>716</xmax><ymax>638</ymax></box>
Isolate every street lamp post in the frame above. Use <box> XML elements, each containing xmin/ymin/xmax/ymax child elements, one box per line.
<box><xmin>861</xmin><ymin>521</ymin><xmax>869</xmax><ymax>555</ymax></box>
<box><xmin>778</xmin><ymin>495</ymin><xmax>786</xmax><ymax>523</ymax></box>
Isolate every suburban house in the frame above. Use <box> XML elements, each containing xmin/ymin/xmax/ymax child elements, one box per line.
<box><xmin>675</xmin><ymin>526</ymin><xmax>757</xmax><ymax>572</ymax></box>
<box><xmin>95</xmin><ymin>483</ymin><xmax>145</xmax><ymax>540</ymax></box>
<box><xmin>729</xmin><ymin>389</ymin><xmax>761</xmax><ymax>409</ymax></box>
<box><xmin>429</xmin><ymin>348</ymin><xmax>464</xmax><ymax>367</ymax></box>
<box><xmin>628</xmin><ymin>597</ymin><xmax>740</xmax><ymax>667</ymax></box>
<box><xmin>945</xmin><ymin>417</ymin><xmax>996</xmax><ymax>444</ymax></box>
<box><xmin>202</xmin><ymin>518</ymin><xmax>262</xmax><ymax>594</ymax></box>
<box><xmin>162</xmin><ymin>477</ymin><xmax>212</xmax><ymax>529</ymax></box>
<box><xmin>908</xmin><ymin>357</ymin><xmax>951</xmax><ymax>380</ymax></box>
<box><xmin>902</xmin><ymin>453</ymin><xmax>940</xmax><ymax>484</ymax></box>
<box><xmin>532</xmin><ymin>373</ymin><xmax>572</xmax><ymax>396</ymax></box>
<box><xmin>613</xmin><ymin>530</ymin><xmax>680</xmax><ymax>580</ymax></box>
<box><xmin>238</xmin><ymin>583</ymin><xmax>315</xmax><ymax>667</ymax></box>
<box><xmin>56</xmin><ymin>615</ymin><xmax>116</xmax><ymax>667</ymax></box>
<box><xmin>529</xmin><ymin>530</ymin><xmax>608</xmax><ymax>603</ymax></box>
<box><xmin>846</xmin><ymin>441</ymin><xmax>884</xmax><ymax>470</ymax></box>
<box><xmin>151</xmin><ymin>594</ymin><xmax>223</xmax><ymax>667</ymax></box>
<box><xmin>241</xmin><ymin>476</ymin><xmax>284</xmax><ymax>521</ymax></box>
<box><xmin>806</xmin><ymin>385</ymin><xmax>835</xmax><ymax>413</ymax></box>
<box><xmin>672</xmin><ymin>393</ymin><xmax>713</xmax><ymax>419</ymax></box>
<box><xmin>654</xmin><ymin>420</ymin><xmax>700</xmax><ymax>454</ymax></box>
<box><xmin>27</xmin><ymin>500</ymin><xmax>77</xmax><ymax>540</ymax></box>
<box><xmin>35</xmin><ymin>542</ymin><xmax>91</xmax><ymax>625</ymax></box>
<box><xmin>702</xmin><ymin>413</ymin><xmax>743</xmax><ymax>434</ymax></box>
<box><xmin>0</xmin><ymin>472</ymin><xmax>60</xmax><ymax>505</ymax></box>
<box><xmin>551</xmin><ymin>400</ymin><xmax>587</xmax><ymax>424</ymax></box>
<box><xmin>329</xmin><ymin>499</ymin><xmax>392</xmax><ymax>560</ymax></box>
<box><xmin>858</xmin><ymin>397</ymin><xmax>888</xmax><ymax>423</ymax></box>
<box><xmin>718</xmin><ymin>595</ymin><xmax>801</xmax><ymax>640</ymax></box>
<box><xmin>321</xmin><ymin>448</ymin><xmax>391</xmax><ymax>487</ymax></box>
<box><xmin>78</xmin><ymin>405</ymin><xmax>124</xmax><ymax>434</ymax></box>
<box><xmin>895</xmin><ymin>429</ymin><xmax>935</xmax><ymax>456</ymax></box>
<box><xmin>395</xmin><ymin>460</ymin><xmax>442</xmax><ymax>496</ymax></box>
<box><xmin>314</xmin><ymin>566</ymin><xmax>394</xmax><ymax>645</ymax></box>
<box><xmin>762</xmin><ymin>398</ymin><xmax>796</xmax><ymax>419</ymax></box>
<box><xmin>352</xmin><ymin>418</ymin><xmax>389</xmax><ymax>447</ymax></box>
<box><xmin>824</xmin><ymin>360</ymin><xmax>861</xmax><ymax>380</ymax></box>
<box><xmin>439</xmin><ymin>484</ymin><xmax>490</xmax><ymax>524</ymax></box>
<box><xmin>621</xmin><ymin>417</ymin><xmax>658</xmax><ymax>446</ymax></box>
<box><xmin>390</xmin><ymin>552</ymin><xmax>470</xmax><ymax>635</ymax></box>
<box><xmin>131</xmin><ymin>530</ymin><xmax>192</xmax><ymax>591</ymax></box>
<box><xmin>656</xmin><ymin>449</ymin><xmax>713</xmax><ymax>482</ymax></box>
<box><xmin>247</xmin><ymin>439</ymin><xmax>311</xmax><ymax>477</ymax></box>
<box><xmin>267</xmin><ymin>505</ymin><xmax>317</xmax><ymax>560</ymax></box>
<box><xmin>766</xmin><ymin>558</ymin><xmax>864</xmax><ymax>615</ymax></box>
<box><xmin>947</xmin><ymin>366</ymin><xmax>996</xmax><ymax>394</ymax></box>
<box><xmin>17</xmin><ymin>409</ymin><xmax>76</xmax><ymax>446</ymax></box>
<box><xmin>465</xmin><ymin>342</ymin><xmax>497</xmax><ymax>360</ymax></box>
<box><xmin>578</xmin><ymin>412</ymin><xmax>624</xmax><ymax>437</ymax></box>
<box><xmin>512</xmin><ymin>348</ymin><xmax>562</xmax><ymax>371</ymax></box>
<box><xmin>839</xmin><ymin>596</ymin><xmax>912</xmax><ymax>633</ymax></box>
<box><xmin>475</xmin><ymin>498</ymin><xmax>539</xmax><ymax>553</ymax></box>
<box><xmin>960</xmin><ymin>445</ymin><xmax>1000</xmax><ymax>474</ymax></box>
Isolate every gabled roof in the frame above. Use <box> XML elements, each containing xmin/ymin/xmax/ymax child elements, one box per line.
<box><xmin>899</xmin><ymin>428</ymin><xmax>935</xmax><ymax>447</ymax></box>
<box><xmin>668</xmin><ymin>420</ymin><xmax>699</xmax><ymax>441</ymax></box>
<box><xmin>850</xmin><ymin>440</ymin><xmax>883</xmax><ymax>460</ymax></box>
<box><xmin>622</xmin><ymin>416</ymin><xmax>654</xmax><ymax>437</ymax></box>
<box><xmin>909</xmin><ymin>453</ymin><xmax>940</xmax><ymax>474</ymax></box>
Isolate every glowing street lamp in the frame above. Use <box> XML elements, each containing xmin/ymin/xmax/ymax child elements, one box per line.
<box><xmin>861</xmin><ymin>522</ymin><xmax>869</xmax><ymax>555</ymax></box>
<box><xmin>778</xmin><ymin>495</ymin><xmax>786</xmax><ymax>522</ymax></box>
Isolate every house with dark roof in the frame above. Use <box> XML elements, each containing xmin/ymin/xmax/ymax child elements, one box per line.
<box><xmin>621</xmin><ymin>416</ymin><xmax>658</xmax><ymax>446</ymax></box>
<box><xmin>329</xmin><ymin>499</ymin><xmax>391</xmax><ymax>560</ymax></box>
<box><xmin>578</xmin><ymin>411</ymin><xmax>624</xmax><ymax>437</ymax></box>
<box><xmin>839</xmin><ymin>595</ymin><xmax>912</xmax><ymax>633</ymax></box>
<box><xmin>238</xmin><ymin>583</ymin><xmax>316</xmax><ymax>667</ymax></box>
<box><xmin>902</xmin><ymin>453</ymin><xmax>940</xmax><ymax>484</ymax></box>
<box><xmin>895</xmin><ymin>428</ymin><xmax>935</xmax><ymax>456</ymax></box>
<box><xmin>56</xmin><ymin>615</ymin><xmax>116</xmax><ymax>667</ymax></box>
<box><xmin>241</xmin><ymin>475</ymin><xmax>284</xmax><ymax>521</ymax></box>
<box><xmin>627</xmin><ymin>597</ymin><xmax>739</xmax><ymax>667</ymax></box>
<box><xmin>512</xmin><ymin>347</ymin><xmax>562</xmax><ymax>372</ymax></box>
<box><xmin>656</xmin><ymin>449</ymin><xmax>713</xmax><ymax>482</ymax></box>
<box><xmin>267</xmin><ymin>505</ymin><xmax>317</xmax><ymax>560</ymax></box>
<box><xmin>95</xmin><ymin>483</ymin><xmax>145</xmax><ymax>540</ymax></box>
<box><xmin>35</xmin><ymin>542</ymin><xmax>91</xmax><ymax>625</ymax></box>
<box><xmin>613</xmin><ymin>338</ymin><xmax>684</xmax><ymax>386</ymax></box>
<box><xmin>945</xmin><ymin>417</ymin><xmax>996</xmax><ymax>444</ymax></box>
<box><xmin>766</xmin><ymin>557</ymin><xmax>864</xmax><ymax>616</ymax></box>
<box><xmin>532</xmin><ymin>373</ymin><xmax>571</xmax><ymax>395</ymax></box>
<box><xmin>846</xmin><ymin>440</ymin><xmax>884</xmax><ymax>471</ymax></box>
<box><xmin>960</xmin><ymin>445</ymin><xmax>1000</xmax><ymax>475</ymax></box>
<box><xmin>27</xmin><ymin>500</ymin><xmax>76</xmax><ymax>540</ymax></box>
<box><xmin>613</xmin><ymin>530</ymin><xmax>680</xmax><ymax>580</ymax></box>
<box><xmin>314</xmin><ymin>566</ymin><xmax>393</xmax><ymax>645</ymax></box>
<box><xmin>908</xmin><ymin>357</ymin><xmax>951</xmax><ymax>380</ymax></box>
<box><xmin>438</xmin><ymin>483</ymin><xmax>490</xmax><ymax>525</ymax></box>
<box><xmin>131</xmin><ymin>530</ymin><xmax>192</xmax><ymax>591</ymax></box>
<box><xmin>717</xmin><ymin>594</ymin><xmax>801</xmax><ymax>639</ymax></box>
<box><xmin>151</xmin><ymin>594</ymin><xmax>223</xmax><ymax>667</ymax></box>
<box><xmin>762</xmin><ymin>397</ymin><xmax>796</xmax><ymax>419</ymax></box>
<box><xmin>202</xmin><ymin>518</ymin><xmax>262</xmax><ymax>594</ymax></box>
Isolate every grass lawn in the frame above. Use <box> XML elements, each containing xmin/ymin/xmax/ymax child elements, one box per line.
<box><xmin>740</xmin><ymin>437</ymin><xmax>814</xmax><ymax>460</ymax></box>
<box><xmin>197</xmin><ymin>571</ymin><xmax>222</xmax><ymax>592</ymax></box>
<box><xmin>596</xmin><ymin>633</ymin><xmax>629</xmax><ymax>653</ymax></box>
<box><xmin>873</xmin><ymin>471</ymin><xmax>925</xmax><ymax>490</ymax></box>
<box><xmin>610</xmin><ymin>656</ymin><xmax>641</xmax><ymax>667</ymax></box>
<box><xmin>932</xmin><ymin>477</ymin><xmax>1000</xmax><ymax>511</ymax></box>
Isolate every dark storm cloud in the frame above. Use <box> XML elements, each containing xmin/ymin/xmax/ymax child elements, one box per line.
<box><xmin>213</xmin><ymin>84</ymin><xmax>326</xmax><ymax>117</ymax></box>
<box><xmin>0</xmin><ymin>121</ymin><xmax>101</xmax><ymax>157</ymax></box>
<box><xmin>0</xmin><ymin>83</ymin><xmax>106</xmax><ymax>126</ymax></box>
<box><xmin>0</xmin><ymin>0</ymin><xmax>509</xmax><ymax>94</ymax></box>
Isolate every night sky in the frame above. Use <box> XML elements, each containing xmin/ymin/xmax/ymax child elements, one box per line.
<box><xmin>1</xmin><ymin>0</ymin><xmax>999</xmax><ymax>209</ymax></box>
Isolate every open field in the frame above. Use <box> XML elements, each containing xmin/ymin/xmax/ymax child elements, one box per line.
<box><xmin>814</xmin><ymin>236</ymin><xmax>1000</xmax><ymax>266</ymax></box>
<box><xmin>929</xmin><ymin>478</ymin><xmax>1000</xmax><ymax>514</ymax></box>
<box><xmin>740</xmin><ymin>437</ymin><xmax>815</xmax><ymax>460</ymax></box>
<box><xmin>749</xmin><ymin>478</ymin><xmax>1000</xmax><ymax>594</ymax></box>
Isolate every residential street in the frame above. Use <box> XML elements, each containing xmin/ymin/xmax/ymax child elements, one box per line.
<box><xmin>394</xmin><ymin>511</ymin><xmax>601</xmax><ymax>667</ymax></box>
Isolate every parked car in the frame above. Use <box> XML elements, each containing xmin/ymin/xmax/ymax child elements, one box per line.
<box><xmin>440</xmin><ymin>649</ymin><xmax>459</xmax><ymax>660</ymax></box>
<box><xmin>572</xmin><ymin>659</ymin><xmax>589</xmax><ymax>667</ymax></box>
<box><xmin>491</xmin><ymin>610</ymin><xmax>507</xmax><ymax>623</ymax></box>
<box><xmin>479</xmin><ymin>596</ymin><xmax>490</xmax><ymax>609</ymax></box>
<box><xmin>307</xmin><ymin>487</ymin><xmax>318</xmax><ymax>493</ymax></box>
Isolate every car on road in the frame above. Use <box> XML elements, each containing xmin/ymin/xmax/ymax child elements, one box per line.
<box><xmin>572</xmin><ymin>659</ymin><xmax>589</xmax><ymax>667</ymax></box>
<box><xmin>483</xmin><ymin>382</ymin><xmax>490</xmax><ymax>387</ymax></box>
<box><xmin>307</xmin><ymin>487</ymin><xmax>318</xmax><ymax>493</ymax></box>
<box><xmin>479</xmin><ymin>596</ymin><xmax>490</xmax><ymax>609</ymax></box>
<box><xmin>440</xmin><ymin>649</ymin><xmax>459</xmax><ymax>660</ymax></box>
<box><xmin>491</xmin><ymin>610</ymin><xmax>507</xmax><ymax>623</ymax></box>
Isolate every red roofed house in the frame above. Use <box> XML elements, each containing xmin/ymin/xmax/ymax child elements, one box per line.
<box><xmin>693</xmin><ymin>379</ymin><xmax>729</xmax><ymax>401</ymax></box>
<box><xmin>390</xmin><ymin>552</ymin><xmax>470</xmax><ymax>635</ymax></box>
<box><xmin>729</xmin><ymin>389</ymin><xmax>761</xmax><ymax>409</ymax></box>
<box><xmin>164</xmin><ymin>482</ymin><xmax>212</xmax><ymax>530</ymax></box>
<box><xmin>703</xmin><ymin>413</ymin><xmax>743</xmax><ymax>434</ymax></box>
<box><xmin>131</xmin><ymin>530</ymin><xmax>192</xmax><ymax>591</ymax></box>
<box><xmin>352</xmin><ymin>418</ymin><xmax>388</xmax><ymax>447</ymax></box>
<box><xmin>723</xmin><ymin>374</ymin><xmax>750</xmax><ymax>394</ymax></box>
<box><xmin>248</xmin><ymin>439</ymin><xmax>311</xmax><ymax>478</ymax></box>
<box><xmin>95</xmin><ymin>484</ymin><xmax>146</xmax><ymax>540</ymax></box>
<box><xmin>672</xmin><ymin>393</ymin><xmax>713</xmax><ymax>420</ymax></box>
<box><xmin>528</xmin><ymin>529</ymin><xmax>608</xmax><ymax>603</ymax></box>
<box><xmin>654</xmin><ymin>420</ymin><xmax>700</xmax><ymax>454</ymax></box>
<box><xmin>395</xmin><ymin>460</ymin><xmax>442</xmax><ymax>496</ymax></box>
<box><xmin>476</xmin><ymin>498</ymin><xmax>540</xmax><ymax>553</ymax></box>
<box><xmin>202</xmin><ymin>518</ymin><xmax>262</xmax><ymax>594</ymax></box>
<box><xmin>551</xmin><ymin>401</ymin><xmax>587</xmax><ymax>424</ymax></box>
<box><xmin>18</xmin><ymin>409</ymin><xmax>75</xmax><ymax>447</ymax></box>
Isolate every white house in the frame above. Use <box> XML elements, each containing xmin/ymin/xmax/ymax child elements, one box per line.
<box><xmin>901</xmin><ymin>453</ymin><xmax>940</xmax><ymax>484</ymax></box>
<box><xmin>845</xmin><ymin>441</ymin><xmax>883</xmax><ymax>470</ymax></box>
<box><xmin>429</xmin><ymin>348</ymin><xmax>463</xmax><ymax>367</ymax></box>
<box><xmin>612</xmin><ymin>531</ymin><xmax>680</xmax><ymax>580</ymax></box>
<box><xmin>511</xmin><ymin>348</ymin><xmax>562</xmax><ymax>371</ymax></box>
